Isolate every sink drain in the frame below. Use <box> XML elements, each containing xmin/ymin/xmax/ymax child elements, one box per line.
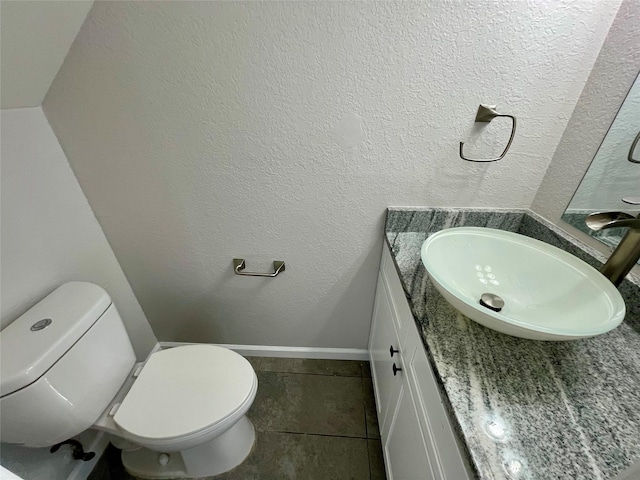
<box><xmin>480</xmin><ymin>293</ymin><xmax>504</xmax><ymax>312</ymax></box>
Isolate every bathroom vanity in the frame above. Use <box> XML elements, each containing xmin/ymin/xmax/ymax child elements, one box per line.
<box><xmin>368</xmin><ymin>208</ymin><xmax>640</xmax><ymax>480</ymax></box>
<box><xmin>369</xmin><ymin>241</ymin><xmax>473</xmax><ymax>479</ymax></box>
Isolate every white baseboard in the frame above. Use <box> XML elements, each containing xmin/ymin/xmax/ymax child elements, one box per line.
<box><xmin>0</xmin><ymin>466</ymin><xmax>24</xmax><ymax>480</ymax></box>
<box><xmin>159</xmin><ymin>342</ymin><xmax>369</xmax><ymax>361</ymax></box>
<box><xmin>68</xmin><ymin>431</ymin><xmax>110</xmax><ymax>480</ymax></box>
<box><xmin>147</xmin><ymin>342</ymin><xmax>163</xmax><ymax>358</ymax></box>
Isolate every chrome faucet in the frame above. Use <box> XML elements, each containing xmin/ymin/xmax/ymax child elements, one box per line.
<box><xmin>585</xmin><ymin>212</ymin><xmax>640</xmax><ymax>286</ymax></box>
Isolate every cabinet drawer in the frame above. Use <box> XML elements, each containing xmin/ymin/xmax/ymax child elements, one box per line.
<box><xmin>382</xmin><ymin>243</ymin><xmax>415</xmax><ymax>349</ymax></box>
<box><xmin>384</xmin><ymin>374</ymin><xmax>437</xmax><ymax>480</ymax></box>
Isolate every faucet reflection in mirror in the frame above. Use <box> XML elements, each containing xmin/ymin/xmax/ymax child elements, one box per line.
<box><xmin>586</xmin><ymin>212</ymin><xmax>640</xmax><ymax>286</ymax></box>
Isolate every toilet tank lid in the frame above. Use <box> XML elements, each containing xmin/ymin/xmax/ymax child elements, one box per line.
<box><xmin>0</xmin><ymin>282</ymin><xmax>112</xmax><ymax>397</ymax></box>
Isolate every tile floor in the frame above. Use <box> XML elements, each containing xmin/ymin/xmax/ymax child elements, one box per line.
<box><xmin>88</xmin><ymin>357</ymin><xmax>386</xmax><ymax>480</ymax></box>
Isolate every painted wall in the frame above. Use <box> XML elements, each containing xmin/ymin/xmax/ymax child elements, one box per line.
<box><xmin>0</xmin><ymin>0</ymin><xmax>94</xmax><ymax>108</ymax></box>
<box><xmin>43</xmin><ymin>1</ymin><xmax>619</xmax><ymax>348</ymax></box>
<box><xmin>532</xmin><ymin>0</ymin><xmax>640</xmax><ymax>274</ymax></box>
<box><xmin>0</xmin><ymin>107</ymin><xmax>157</xmax><ymax>358</ymax></box>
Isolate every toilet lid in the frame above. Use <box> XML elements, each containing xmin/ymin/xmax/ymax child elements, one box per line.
<box><xmin>114</xmin><ymin>345</ymin><xmax>256</xmax><ymax>441</ymax></box>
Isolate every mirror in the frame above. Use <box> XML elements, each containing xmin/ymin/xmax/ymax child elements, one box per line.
<box><xmin>562</xmin><ymin>72</ymin><xmax>640</xmax><ymax>251</ymax></box>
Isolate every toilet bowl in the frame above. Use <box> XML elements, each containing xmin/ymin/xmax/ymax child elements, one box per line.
<box><xmin>97</xmin><ymin>345</ymin><xmax>258</xmax><ymax>478</ymax></box>
<box><xmin>0</xmin><ymin>282</ymin><xmax>258</xmax><ymax>479</ymax></box>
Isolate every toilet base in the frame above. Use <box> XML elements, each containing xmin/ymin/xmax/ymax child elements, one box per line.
<box><xmin>121</xmin><ymin>415</ymin><xmax>256</xmax><ymax>479</ymax></box>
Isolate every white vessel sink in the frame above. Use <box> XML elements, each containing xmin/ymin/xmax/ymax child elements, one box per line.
<box><xmin>421</xmin><ymin>227</ymin><xmax>626</xmax><ymax>341</ymax></box>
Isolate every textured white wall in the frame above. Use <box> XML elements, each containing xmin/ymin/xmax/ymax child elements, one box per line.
<box><xmin>0</xmin><ymin>108</ymin><xmax>157</xmax><ymax>358</ymax></box>
<box><xmin>43</xmin><ymin>1</ymin><xmax>618</xmax><ymax>348</ymax></box>
<box><xmin>567</xmin><ymin>74</ymin><xmax>640</xmax><ymax>212</ymax></box>
<box><xmin>0</xmin><ymin>0</ymin><xmax>93</xmax><ymax>108</ymax></box>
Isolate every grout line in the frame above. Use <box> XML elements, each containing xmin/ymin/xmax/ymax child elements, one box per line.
<box><xmin>252</xmin><ymin>423</ymin><xmax>381</xmax><ymax>441</ymax></box>
<box><xmin>367</xmin><ymin>433</ymin><xmax>373</xmax><ymax>480</ymax></box>
<box><xmin>362</xmin><ymin>376</ymin><xmax>370</xmax><ymax>439</ymax></box>
<box><xmin>253</xmin><ymin>370</ymin><xmax>363</xmax><ymax>377</ymax></box>
<box><xmin>250</xmin><ymin>429</ymin><xmax>384</xmax><ymax>478</ymax></box>
<box><xmin>362</xmin><ymin>377</ymin><xmax>382</xmax><ymax>440</ymax></box>
<box><xmin>246</xmin><ymin>359</ymin><xmax>369</xmax><ymax>378</ymax></box>
<box><xmin>256</xmin><ymin>429</ymin><xmax>371</xmax><ymax>440</ymax></box>
<box><xmin>362</xmin><ymin>376</ymin><xmax>374</xmax><ymax>480</ymax></box>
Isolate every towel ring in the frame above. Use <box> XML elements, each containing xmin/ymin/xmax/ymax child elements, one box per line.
<box><xmin>628</xmin><ymin>131</ymin><xmax>640</xmax><ymax>163</ymax></box>
<box><xmin>459</xmin><ymin>104</ymin><xmax>517</xmax><ymax>163</ymax></box>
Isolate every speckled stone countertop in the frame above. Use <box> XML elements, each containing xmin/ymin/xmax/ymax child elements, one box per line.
<box><xmin>385</xmin><ymin>207</ymin><xmax>640</xmax><ymax>480</ymax></box>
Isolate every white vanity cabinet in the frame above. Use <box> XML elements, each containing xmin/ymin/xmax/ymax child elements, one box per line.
<box><xmin>368</xmin><ymin>243</ymin><xmax>472</xmax><ymax>480</ymax></box>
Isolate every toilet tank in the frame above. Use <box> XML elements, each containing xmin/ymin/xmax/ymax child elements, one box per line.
<box><xmin>0</xmin><ymin>282</ymin><xmax>137</xmax><ymax>447</ymax></box>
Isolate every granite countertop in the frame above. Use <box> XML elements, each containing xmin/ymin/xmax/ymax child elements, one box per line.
<box><xmin>385</xmin><ymin>207</ymin><xmax>640</xmax><ymax>480</ymax></box>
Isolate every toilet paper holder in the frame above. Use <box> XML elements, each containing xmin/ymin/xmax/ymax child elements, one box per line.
<box><xmin>233</xmin><ymin>259</ymin><xmax>285</xmax><ymax>277</ymax></box>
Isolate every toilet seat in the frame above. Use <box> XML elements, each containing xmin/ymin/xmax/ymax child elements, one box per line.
<box><xmin>113</xmin><ymin>345</ymin><xmax>257</xmax><ymax>452</ymax></box>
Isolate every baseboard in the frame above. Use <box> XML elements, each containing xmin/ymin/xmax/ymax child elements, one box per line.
<box><xmin>0</xmin><ymin>466</ymin><xmax>24</xmax><ymax>480</ymax></box>
<box><xmin>68</xmin><ymin>431</ymin><xmax>109</xmax><ymax>480</ymax></box>
<box><xmin>159</xmin><ymin>342</ymin><xmax>369</xmax><ymax>361</ymax></box>
<box><xmin>147</xmin><ymin>342</ymin><xmax>163</xmax><ymax>358</ymax></box>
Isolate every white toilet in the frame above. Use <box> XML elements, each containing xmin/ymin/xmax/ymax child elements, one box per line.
<box><xmin>0</xmin><ymin>282</ymin><xmax>258</xmax><ymax>479</ymax></box>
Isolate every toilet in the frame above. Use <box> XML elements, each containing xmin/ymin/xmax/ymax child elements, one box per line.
<box><xmin>0</xmin><ymin>282</ymin><xmax>258</xmax><ymax>479</ymax></box>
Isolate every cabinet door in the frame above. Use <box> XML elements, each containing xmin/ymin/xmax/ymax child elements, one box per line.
<box><xmin>381</xmin><ymin>244</ymin><xmax>416</xmax><ymax>349</ymax></box>
<box><xmin>407</xmin><ymin>337</ymin><xmax>471</xmax><ymax>480</ymax></box>
<box><xmin>385</xmin><ymin>379</ymin><xmax>436</xmax><ymax>480</ymax></box>
<box><xmin>372</xmin><ymin>242</ymin><xmax>473</xmax><ymax>480</ymax></box>
<box><xmin>369</xmin><ymin>272</ymin><xmax>403</xmax><ymax>435</ymax></box>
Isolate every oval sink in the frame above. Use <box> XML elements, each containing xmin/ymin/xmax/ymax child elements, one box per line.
<box><xmin>421</xmin><ymin>227</ymin><xmax>626</xmax><ymax>341</ymax></box>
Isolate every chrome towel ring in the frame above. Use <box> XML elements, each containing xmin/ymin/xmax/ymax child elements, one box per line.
<box><xmin>459</xmin><ymin>104</ymin><xmax>517</xmax><ymax>163</ymax></box>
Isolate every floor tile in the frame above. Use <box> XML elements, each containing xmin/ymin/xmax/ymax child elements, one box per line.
<box><xmin>249</xmin><ymin>371</ymin><xmax>366</xmax><ymax>437</ymax></box>
<box><xmin>245</xmin><ymin>356</ymin><xmax>262</xmax><ymax>372</ymax></box>
<box><xmin>246</xmin><ymin>356</ymin><xmax>362</xmax><ymax>377</ymax></box>
<box><xmin>360</xmin><ymin>361</ymin><xmax>372</xmax><ymax>378</ymax></box>
<box><xmin>368</xmin><ymin>439</ymin><xmax>387</xmax><ymax>480</ymax></box>
<box><xmin>214</xmin><ymin>431</ymin><xmax>370</xmax><ymax>480</ymax></box>
<box><xmin>362</xmin><ymin>377</ymin><xmax>380</xmax><ymax>439</ymax></box>
<box><xmin>88</xmin><ymin>444</ymin><xmax>135</xmax><ymax>480</ymax></box>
